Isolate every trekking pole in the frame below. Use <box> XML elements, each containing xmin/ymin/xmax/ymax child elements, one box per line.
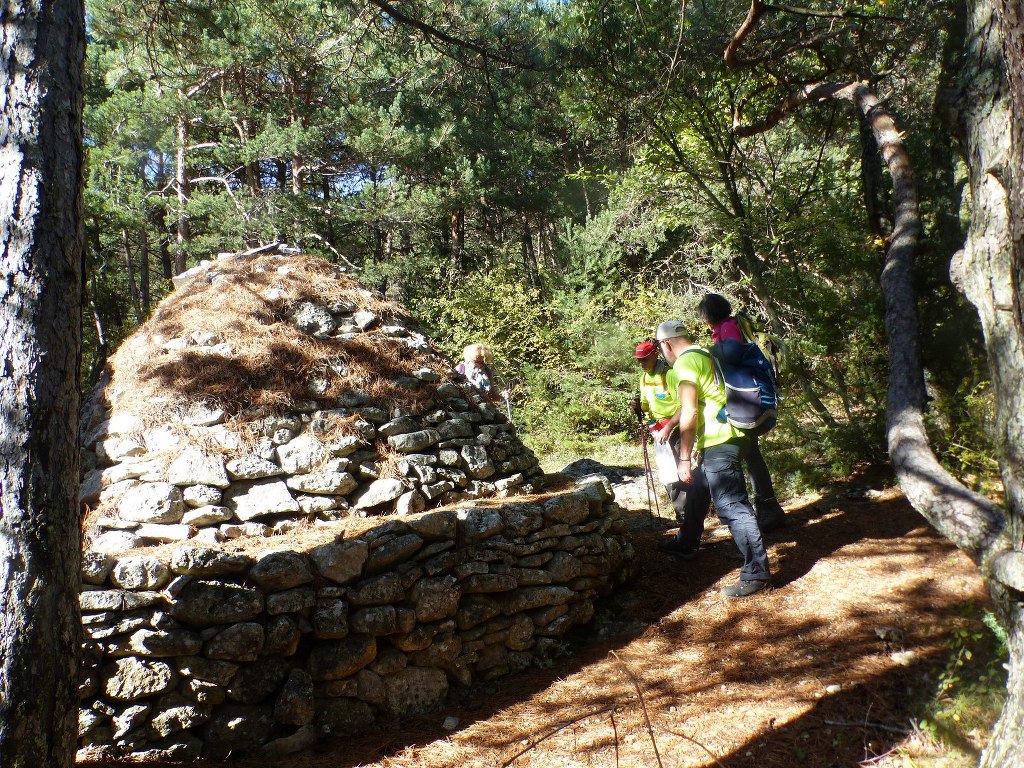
<box><xmin>640</xmin><ymin>426</ymin><xmax>662</xmax><ymax>526</ymax></box>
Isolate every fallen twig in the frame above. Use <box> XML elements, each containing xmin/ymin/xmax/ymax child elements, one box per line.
<box><xmin>611</xmin><ymin>651</ymin><xmax>665</xmax><ymax>768</ymax></box>
<box><xmin>498</xmin><ymin>706</ymin><xmax>617</xmax><ymax>767</ymax></box>
<box><xmin>662</xmin><ymin>728</ymin><xmax>731</xmax><ymax>768</ymax></box>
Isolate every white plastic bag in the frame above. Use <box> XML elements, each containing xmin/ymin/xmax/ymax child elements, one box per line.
<box><xmin>649</xmin><ymin>423</ymin><xmax>680</xmax><ymax>485</ymax></box>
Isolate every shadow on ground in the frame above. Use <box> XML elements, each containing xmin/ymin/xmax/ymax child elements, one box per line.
<box><xmin>210</xmin><ymin>466</ymin><xmax>989</xmax><ymax>768</ymax></box>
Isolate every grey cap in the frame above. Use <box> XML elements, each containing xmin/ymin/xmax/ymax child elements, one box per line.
<box><xmin>655</xmin><ymin>320</ymin><xmax>690</xmax><ymax>341</ymax></box>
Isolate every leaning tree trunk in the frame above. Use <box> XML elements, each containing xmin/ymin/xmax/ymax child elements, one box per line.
<box><xmin>948</xmin><ymin>0</ymin><xmax>1024</xmax><ymax>764</ymax></box>
<box><xmin>0</xmin><ymin>0</ymin><xmax>86</xmax><ymax>765</ymax></box>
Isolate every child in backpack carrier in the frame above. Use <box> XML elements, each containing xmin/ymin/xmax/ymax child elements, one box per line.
<box><xmin>697</xmin><ymin>293</ymin><xmax>744</xmax><ymax>344</ymax></box>
<box><xmin>696</xmin><ymin>292</ymin><xmax>787</xmax><ymax>532</ymax></box>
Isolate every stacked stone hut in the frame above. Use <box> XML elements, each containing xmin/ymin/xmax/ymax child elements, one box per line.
<box><xmin>77</xmin><ymin>250</ymin><xmax>636</xmax><ymax>760</ymax></box>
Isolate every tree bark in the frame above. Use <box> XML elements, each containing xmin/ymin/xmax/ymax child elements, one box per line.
<box><xmin>122</xmin><ymin>229</ymin><xmax>142</xmax><ymax>323</ymax></box>
<box><xmin>947</xmin><ymin>0</ymin><xmax>1024</xmax><ymax>763</ymax></box>
<box><xmin>0</xmin><ymin>0</ymin><xmax>85</xmax><ymax>764</ymax></box>
<box><xmin>174</xmin><ymin>113</ymin><xmax>190</xmax><ymax>275</ymax></box>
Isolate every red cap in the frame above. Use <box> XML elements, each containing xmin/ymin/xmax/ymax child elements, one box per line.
<box><xmin>634</xmin><ymin>341</ymin><xmax>657</xmax><ymax>359</ymax></box>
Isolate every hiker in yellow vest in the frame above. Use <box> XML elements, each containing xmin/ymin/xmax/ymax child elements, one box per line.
<box><xmin>653</xmin><ymin>321</ymin><xmax>771</xmax><ymax>598</ymax></box>
<box><xmin>631</xmin><ymin>340</ymin><xmax>709</xmax><ymax>557</ymax></box>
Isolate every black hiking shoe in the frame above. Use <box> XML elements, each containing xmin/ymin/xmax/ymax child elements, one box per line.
<box><xmin>721</xmin><ymin>579</ymin><xmax>770</xmax><ymax>598</ymax></box>
<box><xmin>657</xmin><ymin>539</ymin><xmax>699</xmax><ymax>559</ymax></box>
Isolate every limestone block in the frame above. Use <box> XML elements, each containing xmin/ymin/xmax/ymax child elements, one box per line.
<box><xmin>315</xmin><ymin>698</ymin><xmax>374</xmax><ymax>736</ymax></box>
<box><xmin>181</xmin><ymin>505</ymin><xmax>232</xmax><ymax>527</ymax></box>
<box><xmin>307</xmin><ymin>635</ymin><xmax>377</xmax><ymax>681</ymax></box>
<box><xmin>117</xmin><ymin>483</ymin><xmax>185</xmax><ymax>524</ymax></box>
<box><xmin>227</xmin><ymin>658</ymin><xmax>291</xmax><ymax>704</ymax></box>
<box><xmin>313</xmin><ymin>599</ymin><xmax>349</xmax><ymax>640</ymax></box>
<box><xmin>365</xmin><ymin>533</ymin><xmax>423</xmax><ymax>573</ymax></box>
<box><xmin>347</xmin><ymin>573</ymin><xmax>404</xmax><ymax>606</ymax></box>
<box><xmin>80</xmin><ymin>589</ymin><xmax>163</xmax><ymax>612</ymax></box>
<box><xmin>455</xmin><ymin>596</ymin><xmax>503</xmax><ymax>631</ymax></box>
<box><xmin>296</xmin><ymin>494</ymin><xmax>344</xmax><ymax>514</ymax></box>
<box><xmin>180</xmin><ymin>401</ymin><xmax>226</xmax><ymax>427</ymax></box>
<box><xmin>202</xmin><ymin>703</ymin><xmax>275</xmax><ymax>759</ymax></box>
<box><xmin>461</xmin><ymin>574</ymin><xmax>518</xmax><ymax>594</ymax></box>
<box><xmin>170</xmin><ymin>545</ymin><xmax>252</xmax><ymax>577</ymax></box>
<box><xmin>352</xmin><ymin>478</ymin><xmax>405</xmax><ymax>510</ymax></box>
<box><xmin>421</xmin><ymin>480</ymin><xmax>455</xmax><ymax>500</ymax></box>
<box><xmin>221</xmin><ymin>522</ymin><xmax>272</xmax><ymax>538</ymax></box>
<box><xmin>276</xmin><ymin>433</ymin><xmax>329</xmax><ymax>474</ymax></box>
<box><xmin>111</xmin><ymin>703</ymin><xmax>150</xmax><ymax>740</ymax></box>
<box><xmin>368</xmin><ymin>647</ymin><xmax>407</xmax><ymax>675</ymax></box>
<box><xmin>437</xmin><ymin>419</ymin><xmax>473</xmax><ymax>440</ymax></box>
<box><xmin>395</xmin><ymin>490</ymin><xmax>426</xmax><ymax>516</ymax></box>
<box><xmin>501</xmin><ymin>586</ymin><xmax>576</xmax><ymax>615</ymax></box>
<box><xmin>181</xmin><ymin>678</ymin><xmax>226</xmax><ymax>706</ymax></box>
<box><xmin>148</xmin><ymin>693</ymin><xmax>211</xmax><ymax>738</ymax></box>
<box><xmin>205</xmin><ymin>622</ymin><xmax>265</xmax><ymax>662</ymax></box>
<box><xmin>457</xmin><ymin>508</ymin><xmax>504</xmax><ymax>544</ymax></box>
<box><xmin>349</xmin><ymin>605</ymin><xmax>398</xmax><ymax>635</ymax></box>
<box><xmin>82</xmin><ymin>552</ymin><xmax>115</xmax><ymax>585</ymax></box>
<box><xmin>309</xmin><ymin>539</ymin><xmax>368</xmax><ymax>585</ymax></box>
<box><xmin>542</xmin><ymin>493</ymin><xmax>590</xmax><ymax>525</ymax></box>
<box><xmin>286</xmin><ymin>471</ymin><xmax>357</xmax><ymax>496</ymax></box>
<box><xmin>89</xmin><ymin>532</ymin><xmax>145</xmax><ymax>557</ymax></box>
<box><xmin>167</xmin><ymin>446</ymin><xmax>230</xmax><ymax>488</ymax></box>
<box><xmin>182</xmin><ymin>484</ymin><xmax>223</xmax><ymax>508</ymax></box>
<box><xmin>266</xmin><ymin>587</ymin><xmax>316</xmax><ymax>615</ymax></box>
<box><xmin>264</xmin><ymin>615</ymin><xmax>302</xmax><ymax>656</ymax></box>
<box><xmin>249</xmin><ymin>552</ymin><xmax>315</xmax><ymax>591</ymax></box>
<box><xmin>388</xmin><ymin>429</ymin><xmax>441</xmax><ymax>453</ymax></box>
<box><xmin>409</xmin><ymin>575</ymin><xmax>459</xmax><ymax>622</ymax></box>
<box><xmin>224</xmin><ymin>479</ymin><xmax>300</xmax><ymax>521</ymax></box>
<box><xmin>102</xmin><ymin>657</ymin><xmax>177</xmax><ymax>701</ymax></box>
<box><xmin>545</xmin><ymin>551</ymin><xmax>584</xmax><ymax>583</ymax></box>
<box><xmin>381</xmin><ymin>666</ymin><xmax>448</xmax><ymax>717</ymax></box>
<box><xmin>135</xmin><ymin>523</ymin><xmax>192</xmax><ymax>543</ymax></box>
<box><xmin>460</xmin><ymin>444</ymin><xmax>495</xmax><ymax>480</ymax></box>
<box><xmin>177</xmin><ymin>656</ymin><xmax>239</xmax><ymax>687</ymax></box>
<box><xmin>168</xmin><ymin>581</ymin><xmax>264</xmax><ymax>627</ymax></box>
<box><xmin>378</xmin><ymin>416</ymin><xmax>419</xmax><ymax>437</ymax></box>
<box><xmin>124</xmin><ymin>629</ymin><xmax>202</xmax><ymax>657</ymax></box>
<box><xmin>258</xmin><ymin>725</ymin><xmax>317</xmax><ymax>756</ymax></box>
<box><xmin>326</xmin><ymin>435</ymin><xmax>364</xmax><ymax>457</ymax></box>
<box><xmin>410</xmin><ymin>634</ymin><xmax>462</xmax><ymax>668</ymax></box>
<box><xmin>274</xmin><ymin>669</ymin><xmax>315</xmax><ymax>726</ymax></box>
<box><xmin>225</xmin><ymin>455</ymin><xmax>284</xmax><ymax>481</ymax></box>
<box><xmin>290</xmin><ymin>301</ymin><xmax>338</xmax><ymax>337</ymax></box>
<box><xmin>96</xmin><ymin>435</ymin><xmax>147</xmax><ymax>462</ymax></box>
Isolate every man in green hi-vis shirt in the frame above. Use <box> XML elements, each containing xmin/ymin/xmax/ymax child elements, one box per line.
<box><xmin>652</xmin><ymin>322</ymin><xmax>772</xmax><ymax>598</ymax></box>
<box><xmin>631</xmin><ymin>339</ymin><xmax>709</xmax><ymax>558</ymax></box>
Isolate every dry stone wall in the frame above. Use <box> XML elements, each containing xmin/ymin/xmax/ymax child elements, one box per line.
<box><xmin>82</xmin><ymin>387</ymin><xmax>541</xmax><ymax>551</ymax></box>
<box><xmin>77</xmin><ymin>477</ymin><xmax>635</xmax><ymax>761</ymax></box>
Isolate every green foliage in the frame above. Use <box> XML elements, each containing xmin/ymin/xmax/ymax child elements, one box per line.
<box><xmin>915</xmin><ymin>603</ymin><xmax>1007</xmax><ymax>759</ymax></box>
<box><xmin>78</xmin><ymin>0</ymin><xmax>1001</xmax><ymax>501</ymax></box>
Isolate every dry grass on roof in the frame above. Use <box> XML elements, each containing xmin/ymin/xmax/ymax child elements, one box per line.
<box><xmin>101</xmin><ymin>253</ymin><xmax>453</xmax><ymax>430</ymax></box>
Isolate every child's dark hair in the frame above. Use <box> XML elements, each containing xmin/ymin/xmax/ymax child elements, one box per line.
<box><xmin>697</xmin><ymin>293</ymin><xmax>733</xmax><ymax>324</ymax></box>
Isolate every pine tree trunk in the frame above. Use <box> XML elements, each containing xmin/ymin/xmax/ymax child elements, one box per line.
<box><xmin>0</xmin><ymin>0</ymin><xmax>85</xmax><ymax>765</ymax></box>
<box><xmin>174</xmin><ymin>114</ymin><xmax>190</xmax><ymax>275</ymax></box>
<box><xmin>949</xmin><ymin>0</ymin><xmax>1024</xmax><ymax>763</ymax></box>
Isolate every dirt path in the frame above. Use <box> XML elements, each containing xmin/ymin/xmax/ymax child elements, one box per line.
<box><xmin>240</xmin><ymin>468</ymin><xmax>989</xmax><ymax>768</ymax></box>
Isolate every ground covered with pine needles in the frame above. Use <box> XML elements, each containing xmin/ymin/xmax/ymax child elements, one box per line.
<box><xmin>217</xmin><ymin>475</ymin><xmax>998</xmax><ymax>768</ymax></box>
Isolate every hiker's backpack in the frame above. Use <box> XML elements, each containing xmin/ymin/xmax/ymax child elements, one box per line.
<box><xmin>708</xmin><ymin>339</ymin><xmax>779</xmax><ymax>437</ymax></box>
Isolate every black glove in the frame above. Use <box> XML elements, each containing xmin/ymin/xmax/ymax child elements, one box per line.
<box><xmin>630</xmin><ymin>395</ymin><xmax>644</xmax><ymax>422</ymax></box>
